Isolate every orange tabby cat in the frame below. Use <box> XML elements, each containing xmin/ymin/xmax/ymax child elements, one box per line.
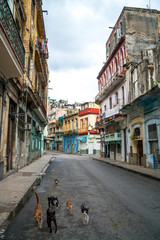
<box><xmin>33</xmin><ymin>186</ymin><xmax>43</xmax><ymax>229</ymax></box>
<box><xmin>66</xmin><ymin>200</ymin><xmax>72</xmax><ymax>214</ymax></box>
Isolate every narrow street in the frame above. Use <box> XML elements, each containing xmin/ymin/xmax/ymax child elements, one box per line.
<box><xmin>3</xmin><ymin>153</ymin><xmax>160</xmax><ymax>240</ymax></box>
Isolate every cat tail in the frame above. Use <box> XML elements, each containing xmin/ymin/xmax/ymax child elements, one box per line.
<box><xmin>33</xmin><ymin>186</ymin><xmax>39</xmax><ymax>204</ymax></box>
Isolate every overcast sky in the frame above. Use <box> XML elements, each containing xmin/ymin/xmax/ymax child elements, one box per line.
<box><xmin>43</xmin><ymin>0</ymin><xmax>159</xmax><ymax>104</ymax></box>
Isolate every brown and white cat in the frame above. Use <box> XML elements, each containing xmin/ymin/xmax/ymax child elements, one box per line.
<box><xmin>66</xmin><ymin>200</ymin><xmax>72</xmax><ymax>214</ymax></box>
<box><xmin>33</xmin><ymin>186</ymin><xmax>43</xmax><ymax>229</ymax></box>
<box><xmin>55</xmin><ymin>179</ymin><xmax>59</xmax><ymax>185</ymax></box>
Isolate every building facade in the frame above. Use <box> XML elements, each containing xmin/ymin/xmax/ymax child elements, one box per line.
<box><xmin>95</xmin><ymin>7</ymin><xmax>160</xmax><ymax>168</ymax></box>
<box><xmin>0</xmin><ymin>0</ymin><xmax>49</xmax><ymax>179</ymax></box>
<box><xmin>122</xmin><ymin>43</ymin><xmax>160</xmax><ymax>169</ymax></box>
<box><xmin>78</xmin><ymin>102</ymin><xmax>100</xmax><ymax>155</ymax></box>
<box><xmin>63</xmin><ymin>112</ymin><xmax>79</xmax><ymax>153</ymax></box>
<box><xmin>47</xmin><ymin>100</ymin><xmax>71</xmax><ymax>151</ymax></box>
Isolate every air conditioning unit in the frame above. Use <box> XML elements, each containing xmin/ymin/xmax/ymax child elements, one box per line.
<box><xmin>117</xmin><ymin>28</ymin><xmax>121</xmax><ymax>39</ymax></box>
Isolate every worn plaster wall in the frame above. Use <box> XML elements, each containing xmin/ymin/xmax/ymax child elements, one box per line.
<box><xmin>125</xmin><ymin>9</ymin><xmax>159</xmax><ymax>63</ymax></box>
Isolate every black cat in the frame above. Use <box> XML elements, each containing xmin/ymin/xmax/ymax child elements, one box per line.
<box><xmin>48</xmin><ymin>196</ymin><xmax>59</xmax><ymax>209</ymax></box>
<box><xmin>46</xmin><ymin>208</ymin><xmax>57</xmax><ymax>233</ymax></box>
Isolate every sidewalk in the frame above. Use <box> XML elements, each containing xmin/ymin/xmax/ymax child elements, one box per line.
<box><xmin>92</xmin><ymin>156</ymin><xmax>160</xmax><ymax>181</ymax></box>
<box><xmin>0</xmin><ymin>151</ymin><xmax>55</xmax><ymax>235</ymax></box>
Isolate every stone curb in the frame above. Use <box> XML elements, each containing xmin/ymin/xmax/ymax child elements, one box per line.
<box><xmin>0</xmin><ymin>156</ymin><xmax>54</xmax><ymax>235</ymax></box>
<box><xmin>93</xmin><ymin>157</ymin><xmax>160</xmax><ymax>182</ymax></box>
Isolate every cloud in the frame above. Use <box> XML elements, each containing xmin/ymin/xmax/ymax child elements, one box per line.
<box><xmin>48</xmin><ymin>66</ymin><xmax>100</xmax><ymax>104</ymax></box>
<box><xmin>43</xmin><ymin>0</ymin><xmax>160</xmax><ymax>104</ymax></box>
<box><xmin>44</xmin><ymin>0</ymin><xmax>110</xmax><ymax>72</ymax></box>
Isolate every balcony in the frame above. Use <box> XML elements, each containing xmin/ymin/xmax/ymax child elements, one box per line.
<box><xmin>34</xmin><ymin>91</ymin><xmax>47</xmax><ymax>119</ymax></box>
<box><xmin>35</xmin><ymin>38</ymin><xmax>48</xmax><ymax>85</ymax></box>
<box><xmin>48</xmin><ymin>119</ymin><xmax>56</xmax><ymax>124</ymax></box>
<box><xmin>0</xmin><ymin>0</ymin><xmax>25</xmax><ymax>78</ymax></box>
<box><xmin>106</xmin><ymin>104</ymin><xmax>120</xmax><ymax>119</ymax></box>
<box><xmin>95</xmin><ymin>72</ymin><xmax>125</xmax><ymax>104</ymax></box>
<box><xmin>48</xmin><ymin>133</ymin><xmax>56</xmax><ymax>138</ymax></box>
<box><xmin>79</xmin><ymin>108</ymin><xmax>99</xmax><ymax>116</ymax></box>
<box><xmin>105</xmin><ymin>132</ymin><xmax>121</xmax><ymax>142</ymax></box>
<box><xmin>64</xmin><ymin>129</ymin><xmax>78</xmax><ymax>135</ymax></box>
<box><xmin>78</xmin><ymin>127</ymin><xmax>88</xmax><ymax>135</ymax></box>
<box><xmin>55</xmin><ymin>126</ymin><xmax>64</xmax><ymax>133</ymax></box>
<box><xmin>55</xmin><ymin>137</ymin><xmax>63</xmax><ymax>142</ymax></box>
<box><xmin>49</xmin><ymin>108</ymin><xmax>56</xmax><ymax>115</ymax></box>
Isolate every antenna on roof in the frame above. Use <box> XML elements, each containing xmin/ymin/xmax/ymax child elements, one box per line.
<box><xmin>146</xmin><ymin>0</ymin><xmax>151</xmax><ymax>9</ymax></box>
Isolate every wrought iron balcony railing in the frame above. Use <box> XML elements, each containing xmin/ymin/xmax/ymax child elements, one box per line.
<box><xmin>95</xmin><ymin>72</ymin><xmax>125</xmax><ymax>104</ymax></box>
<box><xmin>0</xmin><ymin>0</ymin><xmax>25</xmax><ymax>68</ymax></box>
<box><xmin>34</xmin><ymin>91</ymin><xmax>47</xmax><ymax>118</ymax></box>
<box><xmin>35</xmin><ymin>38</ymin><xmax>48</xmax><ymax>85</ymax></box>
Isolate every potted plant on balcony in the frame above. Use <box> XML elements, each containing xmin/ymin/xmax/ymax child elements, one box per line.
<box><xmin>130</xmin><ymin>133</ymin><xmax>140</xmax><ymax>140</ymax></box>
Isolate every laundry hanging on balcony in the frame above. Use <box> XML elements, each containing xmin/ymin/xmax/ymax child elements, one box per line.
<box><xmin>39</xmin><ymin>38</ymin><xmax>48</xmax><ymax>56</ymax></box>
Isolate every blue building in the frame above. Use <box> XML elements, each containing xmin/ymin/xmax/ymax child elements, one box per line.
<box><xmin>63</xmin><ymin>112</ymin><xmax>79</xmax><ymax>153</ymax></box>
<box><xmin>63</xmin><ymin>134</ymin><xmax>79</xmax><ymax>153</ymax></box>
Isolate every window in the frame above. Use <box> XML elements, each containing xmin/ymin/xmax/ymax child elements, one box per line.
<box><xmin>132</xmin><ymin>68</ymin><xmax>137</xmax><ymax>83</ymax></box>
<box><xmin>32</xmin><ymin>138</ymin><xmax>34</xmax><ymax>150</ymax></box>
<box><xmin>101</xmin><ymin>77</ymin><xmax>103</xmax><ymax>88</ymax></box>
<box><xmin>80</xmin><ymin>119</ymin><xmax>83</xmax><ymax>129</ymax></box>
<box><xmin>148</xmin><ymin>124</ymin><xmax>157</xmax><ymax>139</ymax></box>
<box><xmin>150</xmin><ymin>141</ymin><xmax>158</xmax><ymax>154</ymax></box>
<box><xmin>109</xmin><ymin>67</ymin><xmax>111</xmax><ymax>80</ymax></box>
<box><xmin>134</xmin><ymin>127</ymin><xmax>140</xmax><ymax>137</ymax></box>
<box><xmin>115</xmin><ymin>92</ymin><xmax>118</xmax><ymax>105</ymax></box>
<box><xmin>108</xmin><ymin>43</ymin><xmax>111</xmax><ymax>56</ymax></box>
<box><xmin>114</xmin><ymin>32</ymin><xmax>116</xmax><ymax>46</ymax></box>
<box><xmin>109</xmin><ymin>97</ymin><xmax>112</xmax><ymax>109</ymax></box>
<box><xmin>148</xmin><ymin>123</ymin><xmax>158</xmax><ymax>154</ymax></box>
<box><xmin>114</xmin><ymin>59</ymin><xmax>118</xmax><ymax>73</ymax></box>
<box><xmin>106</xmin><ymin>46</ymin><xmax>109</xmax><ymax>59</ymax></box>
<box><xmin>120</xmin><ymin>50</ymin><xmax>123</xmax><ymax>72</ymax></box>
<box><xmin>98</xmin><ymin>80</ymin><xmax>100</xmax><ymax>92</ymax></box>
<box><xmin>28</xmin><ymin>45</ymin><xmax>33</xmax><ymax>79</ymax></box>
<box><xmin>122</xmin><ymin>86</ymin><xmax>125</xmax><ymax>105</ymax></box>
<box><xmin>85</xmin><ymin>118</ymin><xmax>88</xmax><ymax>128</ymax></box>
<box><xmin>104</xmin><ymin>105</ymin><xmax>106</xmax><ymax>111</ymax></box>
<box><xmin>117</xmin><ymin>143</ymin><xmax>121</xmax><ymax>153</ymax></box>
<box><xmin>31</xmin><ymin>0</ymin><xmax>35</xmax><ymax>27</ymax></box>
<box><xmin>104</xmin><ymin>74</ymin><xmax>106</xmax><ymax>85</ymax></box>
<box><xmin>76</xmin><ymin>118</ymin><xmax>78</xmax><ymax>130</ymax></box>
<box><xmin>105</xmin><ymin>70</ymin><xmax>108</xmax><ymax>83</ymax></box>
<box><xmin>72</xmin><ymin>119</ymin><xmax>74</xmax><ymax>130</ymax></box>
<box><xmin>120</xmin><ymin>21</ymin><xmax>123</xmax><ymax>35</ymax></box>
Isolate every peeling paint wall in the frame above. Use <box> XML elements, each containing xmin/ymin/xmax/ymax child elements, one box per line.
<box><xmin>125</xmin><ymin>9</ymin><xmax>159</xmax><ymax>63</ymax></box>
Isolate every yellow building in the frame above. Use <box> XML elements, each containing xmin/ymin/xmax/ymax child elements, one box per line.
<box><xmin>129</xmin><ymin>116</ymin><xmax>144</xmax><ymax>166</ymax></box>
<box><xmin>0</xmin><ymin>0</ymin><xmax>49</xmax><ymax>179</ymax></box>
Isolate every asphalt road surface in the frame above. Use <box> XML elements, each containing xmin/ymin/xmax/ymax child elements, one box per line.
<box><xmin>3</xmin><ymin>153</ymin><xmax>160</xmax><ymax>240</ymax></box>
